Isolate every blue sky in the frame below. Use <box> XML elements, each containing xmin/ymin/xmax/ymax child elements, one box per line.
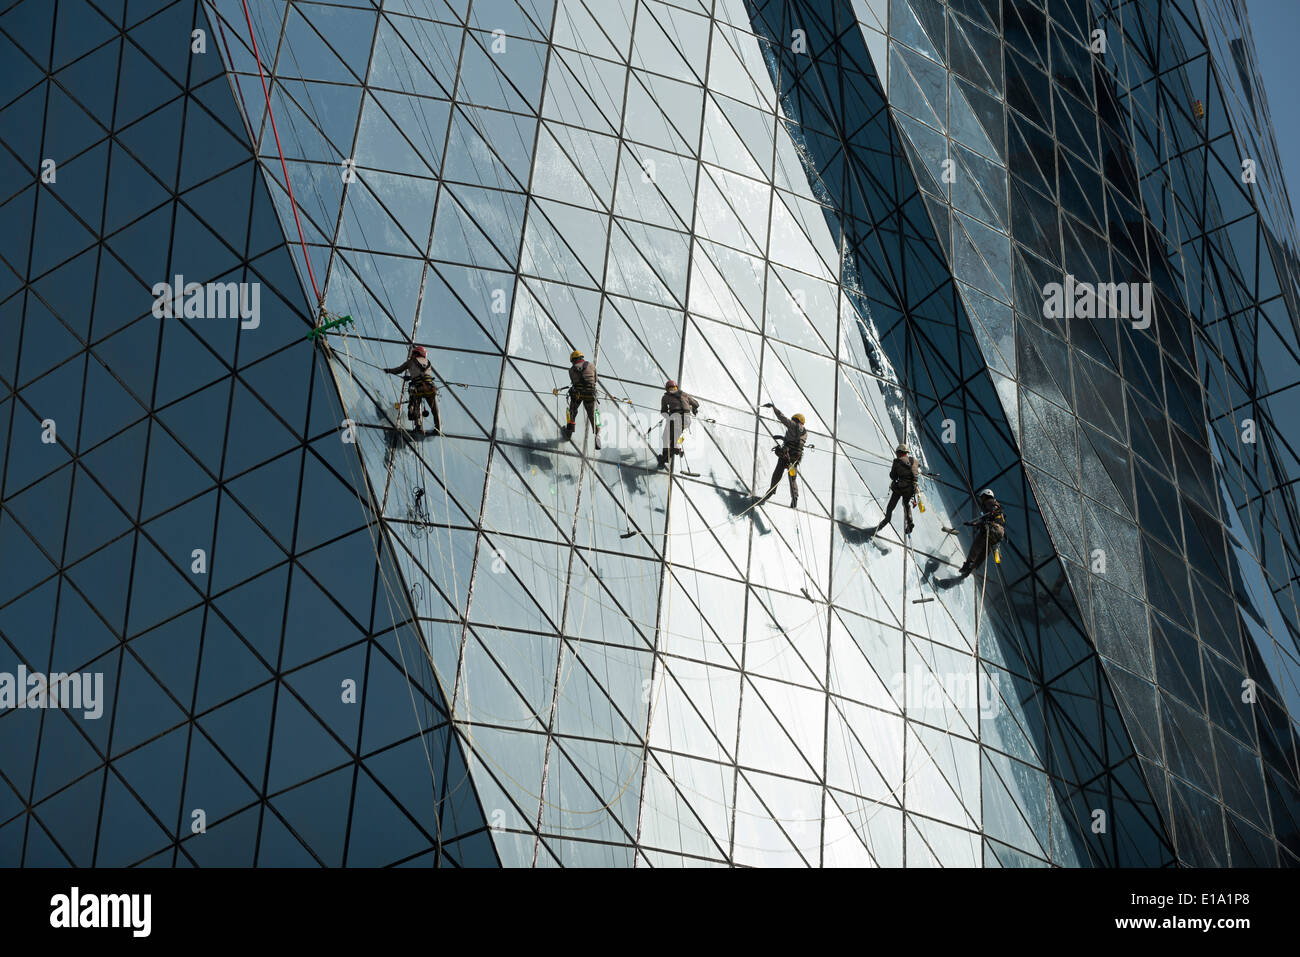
<box><xmin>1247</xmin><ymin>0</ymin><xmax>1300</xmax><ymax>235</ymax></box>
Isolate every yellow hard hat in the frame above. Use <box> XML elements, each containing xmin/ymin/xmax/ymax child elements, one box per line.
<box><xmin>792</xmin><ymin>413</ymin><xmax>806</xmax><ymax>424</ymax></box>
<box><xmin>570</xmin><ymin>349</ymin><xmax>584</xmax><ymax>361</ymax></box>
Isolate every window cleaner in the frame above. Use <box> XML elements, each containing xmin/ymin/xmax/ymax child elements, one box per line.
<box><xmin>957</xmin><ymin>489</ymin><xmax>1007</xmax><ymax>577</ymax></box>
<box><xmin>561</xmin><ymin>349</ymin><xmax>601</xmax><ymax>450</ymax></box>
<box><xmin>657</xmin><ymin>380</ymin><xmax>700</xmax><ymax>470</ymax></box>
<box><xmin>876</xmin><ymin>443</ymin><xmax>920</xmax><ymax>535</ymax></box>
<box><xmin>384</xmin><ymin>345</ymin><xmax>441</xmax><ymax>435</ymax></box>
<box><xmin>755</xmin><ymin>404</ymin><xmax>807</xmax><ymax>507</ymax></box>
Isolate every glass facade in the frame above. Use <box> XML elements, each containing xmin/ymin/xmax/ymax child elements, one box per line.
<box><xmin>0</xmin><ymin>0</ymin><xmax>1296</xmax><ymax>867</ymax></box>
<box><xmin>0</xmin><ymin>0</ymin><xmax>491</xmax><ymax>867</ymax></box>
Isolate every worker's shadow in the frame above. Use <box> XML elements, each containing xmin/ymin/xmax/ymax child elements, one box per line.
<box><xmin>715</xmin><ymin>482</ymin><xmax>770</xmax><ymax>534</ymax></box>
<box><xmin>517</xmin><ymin>436</ymin><xmax>562</xmax><ymax>473</ymax></box>
<box><xmin>376</xmin><ymin>401</ymin><xmax>434</xmax><ymax>470</ymax></box>
<box><xmin>919</xmin><ymin>556</ymin><xmax>945</xmax><ymax>585</ymax></box>
<box><xmin>602</xmin><ymin>454</ymin><xmax>669</xmax><ymax>521</ymax></box>
<box><xmin>480</xmin><ymin>433</ymin><xmax>586</xmax><ymax>503</ymax></box>
<box><xmin>605</xmin><ymin>450</ymin><xmax>655</xmax><ymax>497</ymax></box>
<box><xmin>834</xmin><ymin>508</ymin><xmax>889</xmax><ymax>554</ymax></box>
<box><xmin>515</xmin><ymin>437</ymin><xmax>670</xmax><ymax>520</ymax></box>
<box><xmin>835</xmin><ymin>516</ymin><xmax>875</xmax><ymax>545</ymax></box>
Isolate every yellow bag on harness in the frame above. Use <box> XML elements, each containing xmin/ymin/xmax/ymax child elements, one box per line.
<box><xmin>788</xmin><ymin>466</ymin><xmax>797</xmax><ymax>477</ymax></box>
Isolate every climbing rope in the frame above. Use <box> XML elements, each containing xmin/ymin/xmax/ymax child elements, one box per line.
<box><xmin>238</xmin><ymin>0</ymin><xmax>320</xmax><ymax>306</ymax></box>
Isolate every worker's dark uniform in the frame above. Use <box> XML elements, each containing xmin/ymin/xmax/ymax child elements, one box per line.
<box><xmin>879</xmin><ymin>454</ymin><xmax>920</xmax><ymax>533</ymax></box>
<box><xmin>658</xmin><ymin>388</ymin><xmax>699</xmax><ymax>467</ymax></box>
<box><xmin>759</xmin><ymin>409</ymin><xmax>806</xmax><ymax>507</ymax></box>
<box><xmin>564</xmin><ymin>359</ymin><xmax>599</xmax><ymax>440</ymax></box>
<box><xmin>960</xmin><ymin>497</ymin><xmax>1006</xmax><ymax>575</ymax></box>
<box><xmin>386</xmin><ymin>354</ymin><xmax>441</xmax><ymax>432</ymax></box>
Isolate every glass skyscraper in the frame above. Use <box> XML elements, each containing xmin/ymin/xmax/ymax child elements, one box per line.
<box><xmin>1</xmin><ymin>0</ymin><xmax>1298</xmax><ymax>867</ymax></box>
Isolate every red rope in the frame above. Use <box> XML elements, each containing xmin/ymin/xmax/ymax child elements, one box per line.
<box><xmin>240</xmin><ymin>0</ymin><xmax>322</xmax><ymax>308</ymax></box>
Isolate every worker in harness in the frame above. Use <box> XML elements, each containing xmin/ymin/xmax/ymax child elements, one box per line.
<box><xmin>957</xmin><ymin>489</ymin><xmax>1006</xmax><ymax>577</ymax></box>
<box><xmin>657</xmin><ymin>379</ymin><xmax>699</xmax><ymax>469</ymax></box>
<box><xmin>757</xmin><ymin>404</ymin><xmax>806</xmax><ymax>507</ymax></box>
<box><xmin>563</xmin><ymin>349</ymin><xmax>601</xmax><ymax>450</ymax></box>
<box><xmin>877</xmin><ymin>443</ymin><xmax>920</xmax><ymax>535</ymax></box>
<box><xmin>384</xmin><ymin>345</ymin><xmax>441</xmax><ymax>434</ymax></box>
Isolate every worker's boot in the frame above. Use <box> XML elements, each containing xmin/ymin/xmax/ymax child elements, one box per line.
<box><xmin>593</xmin><ymin>428</ymin><xmax>602</xmax><ymax>450</ymax></box>
<box><xmin>905</xmin><ymin>519</ymin><xmax>914</xmax><ymax>534</ymax></box>
<box><xmin>657</xmin><ymin>450</ymin><xmax>670</xmax><ymax>469</ymax></box>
